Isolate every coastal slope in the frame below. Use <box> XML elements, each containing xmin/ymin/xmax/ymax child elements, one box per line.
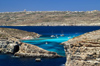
<box><xmin>0</xmin><ymin>10</ymin><xmax>100</xmax><ymax>26</ymax></box>
<box><xmin>0</xmin><ymin>28</ymin><xmax>40</xmax><ymax>40</ymax></box>
<box><xmin>0</xmin><ymin>28</ymin><xmax>61</xmax><ymax>58</ymax></box>
<box><xmin>62</xmin><ymin>29</ymin><xmax>100</xmax><ymax>66</ymax></box>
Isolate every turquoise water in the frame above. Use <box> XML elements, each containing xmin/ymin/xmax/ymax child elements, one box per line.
<box><xmin>0</xmin><ymin>26</ymin><xmax>100</xmax><ymax>66</ymax></box>
<box><xmin>21</xmin><ymin>33</ymin><xmax>82</xmax><ymax>56</ymax></box>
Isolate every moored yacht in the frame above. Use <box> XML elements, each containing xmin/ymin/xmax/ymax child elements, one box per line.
<box><xmin>56</xmin><ymin>35</ymin><xmax>59</xmax><ymax>38</ymax></box>
<box><xmin>51</xmin><ymin>35</ymin><xmax>55</xmax><ymax>37</ymax></box>
<box><xmin>50</xmin><ymin>30</ymin><xmax>55</xmax><ymax>37</ymax></box>
<box><xmin>45</xmin><ymin>42</ymin><xmax>48</xmax><ymax>44</ymax></box>
<box><xmin>60</xmin><ymin>30</ymin><xmax>64</xmax><ymax>36</ymax></box>
<box><xmin>60</xmin><ymin>34</ymin><xmax>64</xmax><ymax>36</ymax></box>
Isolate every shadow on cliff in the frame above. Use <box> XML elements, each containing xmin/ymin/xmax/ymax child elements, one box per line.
<box><xmin>13</xmin><ymin>45</ymin><xmax>19</xmax><ymax>54</ymax></box>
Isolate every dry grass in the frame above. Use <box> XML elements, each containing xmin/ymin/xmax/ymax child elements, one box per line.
<box><xmin>0</xmin><ymin>10</ymin><xmax>100</xmax><ymax>26</ymax></box>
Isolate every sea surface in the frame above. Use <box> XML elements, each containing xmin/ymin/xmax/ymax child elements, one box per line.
<box><xmin>0</xmin><ymin>26</ymin><xmax>100</xmax><ymax>66</ymax></box>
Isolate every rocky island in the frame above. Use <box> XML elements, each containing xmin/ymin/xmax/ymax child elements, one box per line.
<box><xmin>62</xmin><ymin>29</ymin><xmax>100</xmax><ymax>66</ymax></box>
<box><xmin>0</xmin><ymin>10</ymin><xmax>100</xmax><ymax>26</ymax></box>
<box><xmin>0</xmin><ymin>28</ymin><xmax>61</xmax><ymax>58</ymax></box>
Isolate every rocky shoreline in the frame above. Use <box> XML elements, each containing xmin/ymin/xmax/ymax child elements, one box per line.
<box><xmin>2</xmin><ymin>27</ymin><xmax>100</xmax><ymax>66</ymax></box>
<box><xmin>14</xmin><ymin>42</ymin><xmax>61</xmax><ymax>58</ymax></box>
<box><xmin>62</xmin><ymin>29</ymin><xmax>100</xmax><ymax>66</ymax></box>
<box><xmin>13</xmin><ymin>22</ymin><xmax>100</xmax><ymax>26</ymax></box>
<box><xmin>0</xmin><ymin>28</ymin><xmax>62</xmax><ymax>58</ymax></box>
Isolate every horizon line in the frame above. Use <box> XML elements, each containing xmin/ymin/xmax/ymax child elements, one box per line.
<box><xmin>0</xmin><ymin>10</ymin><xmax>99</xmax><ymax>13</ymax></box>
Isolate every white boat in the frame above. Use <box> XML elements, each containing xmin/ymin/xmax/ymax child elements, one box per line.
<box><xmin>35</xmin><ymin>58</ymin><xmax>41</xmax><ymax>62</ymax></box>
<box><xmin>50</xmin><ymin>31</ymin><xmax>55</xmax><ymax>37</ymax></box>
<box><xmin>11</xmin><ymin>55</ymin><xmax>20</xmax><ymax>58</ymax></box>
<box><xmin>45</xmin><ymin>42</ymin><xmax>48</xmax><ymax>44</ymax></box>
<box><xmin>68</xmin><ymin>37</ymin><xmax>71</xmax><ymax>38</ymax></box>
<box><xmin>56</xmin><ymin>35</ymin><xmax>59</xmax><ymax>38</ymax></box>
<box><xmin>50</xmin><ymin>30</ymin><xmax>55</xmax><ymax>37</ymax></box>
<box><xmin>60</xmin><ymin>30</ymin><xmax>64</xmax><ymax>36</ymax></box>
<box><xmin>60</xmin><ymin>34</ymin><xmax>64</xmax><ymax>36</ymax></box>
<box><xmin>51</xmin><ymin>35</ymin><xmax>55</xmax><ymax>37</ymax></box>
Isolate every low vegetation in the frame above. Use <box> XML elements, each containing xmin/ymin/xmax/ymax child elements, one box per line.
<box><xmin>0</xmin><ymin>10</ymin><xmax>100</xmax><ymax>26</ymax></box>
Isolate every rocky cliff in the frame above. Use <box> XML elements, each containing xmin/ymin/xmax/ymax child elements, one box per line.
<box><xmin>62</xmin><ymin>30</ymin><xmax>100</xmax><ymax>66</ymax></box>
<box><xmin>0</xmin><ymin>28</ymin><xmax>61</xmax><ymax>58</ymax></box>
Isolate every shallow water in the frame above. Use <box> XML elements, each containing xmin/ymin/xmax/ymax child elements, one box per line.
<box><xmin>21</xmin><ymin>33</ymin><xmax>82</xmax><ymax>56</ymax></box>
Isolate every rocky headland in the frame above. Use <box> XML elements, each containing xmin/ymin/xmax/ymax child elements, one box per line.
<box><xmin>62</xmin><ymin>29</ymin><xmax>100</xmax><ymax>66</ymax></box>
<box><xmin>14</xmin><ymin>43</ymin><xmax>61</xmax><ymax>58</ymax></box>
<box><xmin>0</xmin><ymin>28</ymin><xmax>61</xmax><ymax>58</ymax></box>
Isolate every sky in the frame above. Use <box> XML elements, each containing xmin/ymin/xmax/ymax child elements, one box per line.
<box><xmin>0</xmin><ymin>0</ymin><xmax>100</xmax><ymax>12</ymax></box>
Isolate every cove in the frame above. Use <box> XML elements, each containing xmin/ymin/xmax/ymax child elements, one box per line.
<box><xmin>0</xmin><ymin>26</ymin><xmax>100</xmax><ymax>66</ymax></box>
<box><xmin>21</xmin><ymin>33</ymin><xmax>82</xmax><ymax>56</ymax></box>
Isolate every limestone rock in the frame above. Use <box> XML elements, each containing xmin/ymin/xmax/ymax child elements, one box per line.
<box><xmin>14</xmin><ymin>43</ymin><xmax>62</xmax><ymax>58</ymax></box>
<box><xmin>1</xmin><ymin>11</ymin><xmax>100</xmax><ymax>26</ymax></box>
<box><xmin>0</xmin><ymin>28</ymin><xmax>40</xmax><ymax>40</ymax></box>
<box><xmin>0</xmin><ymin>28</ymin><xmax>62</xmax><ymax>58</ymax></box>
<box><xmin>63</xmin><ymin>29</ymin><xmax>100</xmax><ymax>66</ymax></box>
<box><xmin>0</xmin><ymin>40</ymin><xmax>19</xmax><ymax>53</ymax></box>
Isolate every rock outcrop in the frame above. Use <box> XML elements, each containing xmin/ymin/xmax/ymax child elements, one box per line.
<box><xmin>0</xmin><ymin>28</ymin><xmax>61</xmax><ymax>58</ymax></box>
<box><xmin>14</xmin><ymin>43</ymin><xmax>61</xmax><ymax>58</ymax></box>
<box><xmin>62</xmin><ymin>30</ymin><xmax>100</xmax><ymax>66</ymax></box>
<box><xmin>0</xmin><ymin>40</ymin><xmax>19</xmax><ymax>53</ymax></box>
<box><xmin>0</xmin><ymin>28</ymin><xmax>40</xmax><ymax>40</ymax></box>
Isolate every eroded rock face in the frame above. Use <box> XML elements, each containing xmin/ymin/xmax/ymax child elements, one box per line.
<box><xmin>0</xmin><ymin>40</ymin><xmax>19</xmax><ymax>53</ymax></box>
<box><xmin>0</xmin><ymin>28</ymin><xmax>40</xmax><ymax>53</ymax></box>
<box><xmin>62</xmin><ymin>30</ymin><xmax>100</xmax><ymax>66</ymax></box>
<box><xmin>14</xmin><ymin>43</ymin><xmax>62</xmax><ymax>58</ymax></box>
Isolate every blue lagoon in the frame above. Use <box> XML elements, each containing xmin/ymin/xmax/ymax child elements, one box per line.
<box><xmin>0</xmin><ymin>26</ymin><xmax>100</xmax><ymax>66</ymax></box>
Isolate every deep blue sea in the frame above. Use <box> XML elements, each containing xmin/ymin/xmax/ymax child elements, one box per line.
<box><xmin>0</xmin><ymin>26</ymin><xmax>100</xmax><ymax>66</ymax></box>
